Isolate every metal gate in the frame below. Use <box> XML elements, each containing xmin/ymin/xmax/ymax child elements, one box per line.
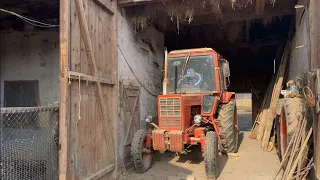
<box><xmin>59</xmin><ymin>0</ymin><xmax>118</xmax><ymax>179</ymax></box>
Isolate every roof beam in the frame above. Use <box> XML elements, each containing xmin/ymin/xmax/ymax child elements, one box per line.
<box><xmin>183</xmin><ymin>11</ymin><xmax>294</xmax><ymax>27</ymax></box>
<box><xmin>118</xmin><ymin>0</ymin><xmax>165</xmax><ymax>7</ymax></box>
<box><xmin>255</xmin><ymin>0</ymin><xmax>266</xmax><ymax>16</ymax></box>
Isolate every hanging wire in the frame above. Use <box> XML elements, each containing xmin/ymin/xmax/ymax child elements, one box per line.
<box><xmin>0</xmin><ymin>8</ymin><xmax>59</xmax><ymax>28</ymax></box>
<box><xmin>117</xmin><ymin>45</ymin><xmax>158</xmax><ymax>97</ymax></box>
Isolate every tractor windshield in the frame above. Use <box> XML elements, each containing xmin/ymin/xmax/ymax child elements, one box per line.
<box><xmin>167</xmin><ymin>55</ymin><xmax>216</xmax><ymax>94</ymax></box>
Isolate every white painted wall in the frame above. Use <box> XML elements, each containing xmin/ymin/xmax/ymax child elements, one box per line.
<box><xmin>0</xmin><ymin>30</ymin><xmax>60</xmax><ymax>107</ymax></box>
<box><xmin>117</xmin><ymin>11</ymin><xmax>164</xmax><ymax>125</ymax></box>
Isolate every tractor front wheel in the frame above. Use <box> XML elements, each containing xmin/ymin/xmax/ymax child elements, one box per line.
<box><xmin>204</xmin><ymin>131</ymin><xmax>218</xmax><ymax>179</ymax></box>
<box><xmin>131</xmin><ymin>129</ymin><xmax>153</xmax><ymax>173</ymax></box>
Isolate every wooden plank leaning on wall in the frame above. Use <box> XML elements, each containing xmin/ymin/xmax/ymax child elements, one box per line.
<box><xmin>59</xmin><ymin>0</ymin><xmax>70</xmax><ymax>179</ymax></box>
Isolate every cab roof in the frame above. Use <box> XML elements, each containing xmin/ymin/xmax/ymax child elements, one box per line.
<box><xmin>168</xmin><ymin>48</ymin><xmax>218</xmax><ymax>55</ymax></box>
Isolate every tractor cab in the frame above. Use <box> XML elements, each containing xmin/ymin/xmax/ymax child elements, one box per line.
<box><xmin>165</xmin><ymin>48</ymin><xmax>230</xmax><ymax>95</ymax></box>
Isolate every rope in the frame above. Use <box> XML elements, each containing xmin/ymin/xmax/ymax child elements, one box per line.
<box><xmin>78</xmin><ymin>74</ymin><xmax>81</xmax><ymax>120</ymax></box>
<box><xmin>0</xmin><ymin>8</ymin><xmax>59</xmax><ymax>28</ymax></box>
<box><xmin>117</xmin><ymin>45</ymin><xmax>158</xmax><ymax>97</ymax></box>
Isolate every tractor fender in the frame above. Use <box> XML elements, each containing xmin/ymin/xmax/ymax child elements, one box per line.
<box><xmin>220</xmin><ymin>92</ymin><xmax>236</xmax><ymax>103</ymax></box>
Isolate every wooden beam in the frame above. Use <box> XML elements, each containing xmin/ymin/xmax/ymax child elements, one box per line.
<box><xmin>118</xmin><ymin>0</ymin><xmax>164</xmax><ymax>7</ymax></box>
<box><xmin>261</xmin><ymin>42</ymin><xmax>290</xmax><ymax>150</ymax></box>
<box><xmin>92</xmin><ymin>0</ymin><xmax>115</xmax><ymax>14</ymax></box>
<box><xmin>310</xmin><ymin>0</ymin><xmax>320</xmax><ymax>178</ymax></box>
<box><xmin>255</xmin><ymin>0</ymin><xmax>261</xmax><ymax>15</ymax></box>
<box><xmin>69</xmin><ymin>71</ymin><xmax>115</xmax><ymax>85</ymax></box>
<box><xmin>255</xmin><ymin>0</ymin><xmax>266</xmax><ymax>16</ymax></box>
<box><xmin>84</xmin><ymin>164</ymin><xmax>115</xmax><ymax>180</ymax></box>
<box><xmin>59</xmin><ymin>0</ymin><xmax>70</xmax><ymax>179</ymax></box>
<box><xmin>74</xmin><ymin>0</ymin><xmax>116</xmax><ymax>160</ymax></box>
<box><xmin>220</xmin><ymin>39</ymin><xmax>284</xmax><ymax>51</ymax></box>
<box><xmin>184</xmin><ymin>11</ymin><xmax>294</xmax><ymax>27</ymax></box>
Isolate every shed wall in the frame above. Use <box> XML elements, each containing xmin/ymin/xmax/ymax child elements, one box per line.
<box><xmin>118</xmin><ymin>12</ymin><xmax>164</xmax><ymax>123</ymax></box>
<box><xmin>287</xmin><ymin>7</ymin><xmax>310</xmax><ymax>81</ymax></box>
<box><xmin>117</xmin><ymin>9</ymin><xmax>164</xmax><ymax>167</ymax></box>
<box><xmin>0</xmin><ymin>30</ymin><xmax>60</xmax><ymax>107</ymax></box>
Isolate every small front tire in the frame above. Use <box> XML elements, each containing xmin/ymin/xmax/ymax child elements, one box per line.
<box><xmin>205</xmin><ymin>131</ymin><xmax>218</xmax><ymax>179</ymax></box>
<box><xmin>131</xmin><ymin>129</ymin><xmax>153</xmax><ymax>173</ymax></box>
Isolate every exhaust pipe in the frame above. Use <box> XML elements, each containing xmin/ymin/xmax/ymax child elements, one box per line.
<box><xmin>163</xmin><ymin>47</ymin><xmax>168</xmax><ymax>95</ymax></box>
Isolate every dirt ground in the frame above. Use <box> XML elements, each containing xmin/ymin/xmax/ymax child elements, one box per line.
<box><xmin>119</xmin><ymin>109</ymin><xmax>281</xmax><ymax>180</ymax></box>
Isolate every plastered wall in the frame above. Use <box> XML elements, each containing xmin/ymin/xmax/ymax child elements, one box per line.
<box><xmin>117</xmin><ymin>9</ymin><xmax>164</xmax><ymax>168</ymax></box>
<box><xmin>0</xmin><ymin>30</ymin><xmax>59</xmax><ymax>107</ymax></box>
<box><xmin>117</xmin><ymin>11</ymin><xmax>164</xmax><ymax>125</ymax></box>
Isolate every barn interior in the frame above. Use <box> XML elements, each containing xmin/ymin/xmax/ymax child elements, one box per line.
<box><xmin>0</xmin><ymin>0</ymin><xmax>60</xmax><ymax>107</ymax></box>
<box><xmin>0</xmin><ymin>1</ymin><xmax>60</xmax><ymax>179</ymax></box>
<box><xmin>119</xmin><ymin>0</ymin><xmax>296</xmax><ymax>120</ymax></box>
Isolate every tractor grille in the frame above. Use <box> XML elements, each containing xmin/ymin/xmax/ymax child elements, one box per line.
<box><xmin>160</xmin><ymin>118</ymin><xmax>181</xmax><ymax>128</ymax></box>
<box><xmin>159</xmin><ymin>98</ymin><xmax>181</xmax><ymax>116</ymax></box>
<box><xmin>159</xmin><ymin>97</ymin><xmax>181</xmax><ymax>129</ymax></box>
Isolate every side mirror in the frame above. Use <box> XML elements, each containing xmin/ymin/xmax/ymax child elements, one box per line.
<box><xmin>223</xmin><ymin>61</ymin><xmax>230</xmax><ymax>77</ymax></box>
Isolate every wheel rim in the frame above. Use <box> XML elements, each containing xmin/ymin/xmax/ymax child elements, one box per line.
<box><xmin>280</xmin><ymin>110</ymin><xmax>288</xmax><ymax>157</ymax></box>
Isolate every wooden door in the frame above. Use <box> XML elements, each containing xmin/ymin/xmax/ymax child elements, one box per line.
<box><xmin>119</xmin><ymin>83</ymin><xmax>140</xmax><ymax>167</ymax></box>
<box><xmin>59</xmin><ymin>0</ymin><xmax>118</xmax><ymax>179</ymax></box>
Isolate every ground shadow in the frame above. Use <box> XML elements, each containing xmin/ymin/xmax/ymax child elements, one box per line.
<box><xmin>121</xmin><ymin>152</ymin><xmax>194</xmax><ymax>179</ymax></box>
<box><xmin>237</xmin><ymin>131</ymin><xmax>245</xmax><ymax>150</ymax></box>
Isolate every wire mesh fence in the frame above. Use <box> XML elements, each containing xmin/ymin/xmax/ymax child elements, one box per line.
<box><xmin>1</xmin><ymin>106</ymin><xmax>59</xmax><ymax>180</ymax></box>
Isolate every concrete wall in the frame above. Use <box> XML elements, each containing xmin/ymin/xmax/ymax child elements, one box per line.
<box><xmin>117</xmin><ymin>10</ymin><xmax>164</xmax><ymax>125</ymax></box>
<box><xmin>0</xmin><ymin>30</ymin><xmax>60</xmax><ymax>107</ymax></box>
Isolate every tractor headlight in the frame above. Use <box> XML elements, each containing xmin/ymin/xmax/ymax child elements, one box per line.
<box><xmin>194</xmin><ymin>114</ymin><xmax>202</xmax><ymax>124</ymax></box>
<box><xmin>145</xmin><ymin>115</ymin><xmax>153</xmax><ymax>123</ymax></box>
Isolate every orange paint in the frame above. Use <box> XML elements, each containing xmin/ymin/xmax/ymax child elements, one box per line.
<box><xmin>154</xmin><ymin>48</ymin><xmax>236</xmax><ymax>150</ymax></box>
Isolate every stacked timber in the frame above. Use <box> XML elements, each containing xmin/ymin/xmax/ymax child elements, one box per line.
<box><xmin>249</xmin><ymin>42</ymin><xmax>290</xmax><ymax>148</ymax></box>
<box><xmin>273</xmin><ymin>110</ymin><xmax>313</xmax><ymax>180</ymax></box>
<box><xmin>249</xmin><ymin>40</ymin><xmax>315</xmax><ymax>179</ymax></box>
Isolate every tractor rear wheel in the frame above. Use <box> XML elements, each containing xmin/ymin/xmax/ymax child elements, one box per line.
<box><xmin>277</xmin><ymin>98</ymin><xmax>305</xmax><ymax>159</ymax></box>
<box><xmin>131</xmin><ymin>129</ymin><xmax>153</xmax><ymax>173</ymax></box>
<box><xmin>204</xmin><ymin>131</ymin><xmax>218</xmax><ymax>180</ymax></box>
<box><xmin>216</xmin><ymin>99</ymin><xmax>238</xmax><ymax>153</ymax></box>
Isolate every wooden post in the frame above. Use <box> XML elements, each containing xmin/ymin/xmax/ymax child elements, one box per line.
<box><xmin>59</xmin><ymin>0</ymin><xmax>70</xmax><ymax>179</ymax></box>
<box><xmin>310</xmin><ymin>0</ymin><xmax>320</xmax><ymax>178</ymax></box>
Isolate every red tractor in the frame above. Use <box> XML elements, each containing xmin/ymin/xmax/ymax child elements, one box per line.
<box><xmin>131</xmin><ymin>48</ymin><xmax>239</xmax><ymax>179</ymax></box>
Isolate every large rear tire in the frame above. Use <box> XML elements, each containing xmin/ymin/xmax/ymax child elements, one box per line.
<box><xmin>277</xmin><ymin>98</ymin><xmax>305</xmax><ymax>158</ymax></box>
<box><xmin>216</xmin><ymin>99</ymin><xmax>238</xmax><ymax>153</ymax></box>
<box><xmin>131</xmin><ymin>129</ymin><xmax>153</xmax><ymax>173</ymax></box>
<box><xmin>205</xmin><ymin>131</ymin><xmax>218</xmax><ymax>180</ymax></box>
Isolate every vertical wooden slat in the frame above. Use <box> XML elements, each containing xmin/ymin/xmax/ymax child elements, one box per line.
<box><xmin>74</xmin><ymin>0</ymin><xmax>115</xmax><ymax>150</ymax></box>
<box><xmin>59</xmin><ymin>0</ymin><xmax>70</xmax><ymax>179</ymax></box>
<box><xmin>310</xmin><ymin>0</ymin><xmax>320</xmax><ymax>178</ymax></box>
